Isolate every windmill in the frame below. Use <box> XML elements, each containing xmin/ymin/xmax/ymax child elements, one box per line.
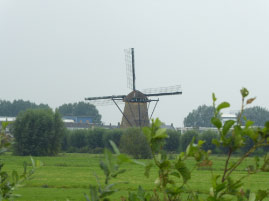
<box><xmin>85</xmin><ymin>48</ymin><xmax>182</xmax><ymax>128</ymax></box>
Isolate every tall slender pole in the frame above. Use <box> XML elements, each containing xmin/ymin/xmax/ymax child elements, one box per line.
<box><xmin>150</xmin><ymin>99</ymin><xmax>159</xmax><ymax>120</ymax></box>
<box><xmin>131</xmin><ymin>48</ymin><xmax>136</xmax><ymax>91</ymax></box>
<box><xmin>138</xmin><ymin>102</ymin><xmax>141</xmax><ymax>128</ymax></box>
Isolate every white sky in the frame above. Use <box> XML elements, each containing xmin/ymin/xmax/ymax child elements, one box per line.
<box><xmin>0</xmin><ymin>0</ymin><xmax>268</xmax><ymax>127</ymax></box>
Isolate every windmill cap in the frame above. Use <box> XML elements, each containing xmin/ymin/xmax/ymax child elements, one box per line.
<box><xmin>124</xmin><ymin>90</ymin><xmax>148</xmax><ymax>102</ymax></box>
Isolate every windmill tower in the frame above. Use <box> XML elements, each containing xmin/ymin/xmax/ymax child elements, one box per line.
<box><xmin>85</xmin><ymin>48</ymin><xmax>182</xmax><ymax>128</ymax></box>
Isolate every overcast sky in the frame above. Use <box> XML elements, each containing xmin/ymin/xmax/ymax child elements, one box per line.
<box><xmin>0</xmin><ymin>0</ymin><xmax>268</xmax><ymax>127</ymax></box>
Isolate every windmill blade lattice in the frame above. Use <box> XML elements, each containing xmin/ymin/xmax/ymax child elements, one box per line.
<box><xmin>125</xmin><ymin>48</ymin><xmax>134</xmax><ymax>90</ymax></box>
<box><xmin>142</xmin><ymin>85</ymin><xmax>182</xmax><ymax>97</ymax></box>
<box><xmin>84</xmin><ymin>99</ymin><xmax>125</xmax><ymax>106</ymax></box>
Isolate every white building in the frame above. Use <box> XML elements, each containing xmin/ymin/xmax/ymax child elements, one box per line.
<box><xmin>221</xmin><ymin>113</ymin><xmax>237</xmax><ymax>124</ymax></box>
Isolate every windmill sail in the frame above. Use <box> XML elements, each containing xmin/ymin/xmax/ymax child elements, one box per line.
<box><xmin>142</xmin><ymin>85</ymin><xmax>182</xmax><ymax>97</ymax></box>
<box><xmin>83</xmin><ymin>99</ymin><xmax>124</xmax><ymax>106</ymax></box>
<box><xmin>125</xmin><ymin>48</ymin><xmax>135</xmax><ymax>90</ymax></box>
<box><xmin>85</xmin><ymin>95</ymin><xmax>125</xmax><ymax>106</ymax></box>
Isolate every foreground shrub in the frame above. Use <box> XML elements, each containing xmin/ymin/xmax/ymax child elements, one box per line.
<box><xmin>13</xmin><ymin>109</ymin><xmax>65</xmax><ymax>156</ymax></box>
<box><xmin>120</xmin><ymin>127</ymin><xmax>151</xmax><ymax>159</ymax></box>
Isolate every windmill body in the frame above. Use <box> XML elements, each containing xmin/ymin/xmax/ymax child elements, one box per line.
<box><xmin>85</xmin><ymin>48</ymin><xmax>182</xmax><ymax>128</ymax></box>
<box><xmin>121</xmin><ymin>90</ymin><xmax>149</xmax><ymax>128</ymax></box>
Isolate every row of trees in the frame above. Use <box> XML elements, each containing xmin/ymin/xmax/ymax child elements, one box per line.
<box><xmin>10</xmin><ymin>108</ymin><xmax>180</xmax><ymax>157</ymax></box>
<box><xmin>11</xmin><ymin>107</ymin><xmax>268</xmax><ymax>157</ymax></box>
<box><xmin>5</xmin><ymin>99</ymin><xmax>269</xmax><ymax>157</ymax></box>
<box><xmin>184</xmin><ymin>105</ymin><xmax>269</xmax><ymax>127</ymax></box>
<box><xmin>58</xmin><ymin>102</ymin><xmax>101</xmax><ymax>123</ymax></box>
<box><xmin>0</xmin><ymin>99</ymin><xmax>102</xmax><ymax>123</ymax></box>
<box><xmin>61</xmin><ymin>128</ymin><xmax>181</xmax><ymax>158</ymax></box>
<box><xmin>0</xmin><ymin>99</ymin><xmax>50</xmax><ymax>116</ymax></box>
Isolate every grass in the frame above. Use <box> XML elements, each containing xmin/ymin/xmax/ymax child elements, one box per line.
<box><xmin>1</xmin><ymin>153</ymin><xmax>269</xmax><ymax>201</ymax></box>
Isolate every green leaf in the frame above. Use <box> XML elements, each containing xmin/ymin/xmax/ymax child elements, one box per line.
<box><xmin>175</xmin><ymin>160</ymin><xmax>191</xmax><ymax>183</ymax></box>
<box><xmin>132</xmin><ymin>159</ymin><xmax>146</xmax><ymax>167</ymax></box>
<box><xmin>198</xmin><ymin>140</ymin><xmax>205</xmax><ymax>147</ymax></box>
<box><xmin>211</xmin><ymin>117</ymin><xmax>222</xmax><ymax>129</ymax></box>
<box><xmin>248</xmin><ymin>192</ymin><xmax>256</xmax><ymax>201</ymax></box>
<box><xmin>212</xmin><ymin>93</ymin><xmax>217</xmax><ymax>102</ymax></box>
<box><xmin>255</xmin><ymin>190</ymin><xmax>269</xmax><ymax>200</ymax></box>
<box><xmin>160</xmin><ymin>160</ymin><xmax>171</xmax><ymax>169</ymax></box>
<box><xmin>216</xmin><ymin>102</ymin><xmax>230</xmax><ymax>112</ymax></box>
<box><xmin>142</xmin><ymin>127</ymin><xmax>151</xmax><ymax>142</ymax></box>
<box><xmin>109</xmin><ymin>140</ymin><xmax>120</xmax><ymax>155</ymax></box>
<box><xmin>116</xmin><ymin>154</ymin><xmax>131</xmax><ymax>164</ymax></box>
<box><xmin>240</xmin><ymin>87</ymin><xmax>249</xmax><ymax>98</ymax></box>
<box><xmin>100</xmin><ymin>161</ymin><xmax>109</xmax><ymax>177</ymax></box>
<box><xmin>170</xmin><ymin>171</ymin><xmax>181</xmax><ymax>179</ymax></box>
<box><xmin>264</xmin><ymin>121</ymin><xmax>269</xmax><ymax>129</ymax></box>
<box><xmin>153</xmin><ymin>128</ymin><xmax>168</xmax><ymax>139</ymax></box>
<box><xmin>245</xmin><ymin>120</ymin><xmax>254</xmax><ymax>128</ymax></box>
<box><xmin>222</xmin><ymin>120</ymin><xmax>235</xmax><ymax>136</ymax></box>
<box><xmin>153</xmin><ymin>118</ymin><xmax>162</xmax><ymax>128</ymax></box>
<box><xmin>215</xmin><ymin>183</ymin><xmax>226</xmax><ymax>193</ymax></box>
<box><xmin>144</xmin><ymin>163</ymin><xmax>153</xmax><ymax>178</ymax></box>
<box><xmin>35</xmin><ymin>160</ymin><xmax>42</xmax><ymax>168</ymax></box>
<box><xmin>12</xmin><ymin>170</ymin><xmax>19</xmax><ymax>184</ymax></box>
<box><xmin>111</xmin><ymin>169</ymin><xmax>126</xmax><ymax>177</ymax></box>
<box><xmin>89</xmin><ymin>185</ymin><xmax>99</xmax><ymax>201</ymax></box>
<box><xmin>212</xmin><ymin>139</ymin><xmax>220</xmax><ymax>146</ymax></box>
<box><xmin>1</xmin><ymin>121</ymin><xmax>10</xmax><ymax>130</ymax></box>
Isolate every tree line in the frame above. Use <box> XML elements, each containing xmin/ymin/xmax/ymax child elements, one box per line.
<box><xmin>184</xmin><ymin>105</ymin><xmax>269</xmax><ymax>127</ymax></box>
<box><xmin>0</xmin><ymin>99</ymin><xmax>50</xmax><ymax>117</ymax></box>
<box><xmin>0</xmin><ymin>99</ymin><xmax>101</xmax><ymax>123</ymax></box>
<box><xmin>3</xmin><ymin>99</ymin><xmax>269</xmax><ymax>157</ymax></box>
<box><xmin>10</xmin><ymin>108</ymin><xmax>268</xmax><ymax>157</ymax></box>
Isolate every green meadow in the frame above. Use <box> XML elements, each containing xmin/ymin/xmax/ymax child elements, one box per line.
<box><xmin>1</xmin><ymin>153</ymin><xmax>269</xmax><ymax>201</ymax></box>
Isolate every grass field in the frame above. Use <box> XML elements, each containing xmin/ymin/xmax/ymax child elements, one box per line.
<box><xmin>1</xmin><ymin>153</ymin><xmax>269</xmax><ymax>201</ymax></box>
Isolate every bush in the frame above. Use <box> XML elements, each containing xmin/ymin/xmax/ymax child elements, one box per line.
<box><xmin>120</xmin><ymin>128</ymin><xmax>152</xmax><ymax>159</ymax></box>
<box><xmin>61</xmin><ymin>128</ymin><xmax>106</xmax><ymax>153</ymax></box>
<box><xmin>180</xmin><ymin>130</ymin><xmax>199</xmax><ymax>152</ymax></box>
<box><xmin>86</xmin><ymin>128</ymin><xmax>105</xmax><ymax>150</ymax></box>
<box><xmin>102</xmin><ymin>129</ymin><xmax>123</xmax><ymax>150</ymax></box>
<box><xmin>70</xmin><ymin>130</ymin><xmax>88</xmax><ymax>148</ymax></box>
<box><xmin>163</xmin><ymin>129</ymin><xmax>181</xmax><ymax>153</ymax></box>
<box><xmin>13</xmin><ymin>109</ymin><xmax>65</xmax><ymax>156</ymax></box>
<box><xmin>199</xmin><ymin>130</ymin><xmax>218</xmax><ymax>153</ymax></box>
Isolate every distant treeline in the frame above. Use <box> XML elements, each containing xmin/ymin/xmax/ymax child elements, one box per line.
<box><xmin>0</xmin><ymin>99</ymin><xmax>101</xmax><ymax>123</ymax></box>
<box><xmin>0</xmin><ymin>99</ymin><xmax>50</xmax><ymax>117</ymax></box>
<box><xmin>61</xmin><ymin>128</ymin><xmax>269</xmax><ymax>158</ymax></box>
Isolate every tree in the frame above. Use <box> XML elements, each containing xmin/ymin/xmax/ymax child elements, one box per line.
<box><xmin>183</xmin><ymin>105</ymin><xmax>215</xmax><ymax>127</ymax></box>
<box><xmin>242</xmin><ymin>106</ymin><xmax>269</xmax><ymax>126</ymax></box>
<box><xmin>57</xmin><ymin>102</ymin><xmax>101</xmax><ymax>123</ymax></box>
<box><xmin>0</xmin><ymin>99</ymin><xmax>50</xmax><ymax>117</ymax></box>
<box><xmin>13</xmin><ymin>109</ymin><xmax>65</xmax><ymax>156</ymax></box>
